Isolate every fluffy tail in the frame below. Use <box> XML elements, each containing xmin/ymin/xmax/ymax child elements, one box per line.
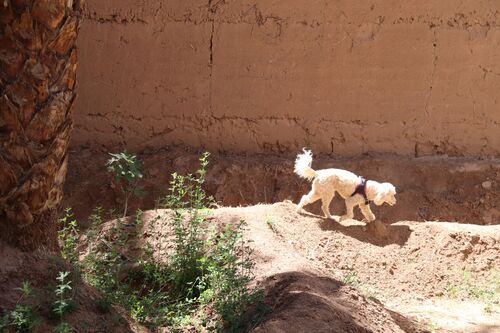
<box><xmin>294</xmin><ymin>149</ymin><xmax>318</xmax><ymax>181</ymax></box>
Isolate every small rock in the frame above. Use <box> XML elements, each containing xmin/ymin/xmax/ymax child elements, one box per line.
<box><xmin>482</xmin><ymin>180</ymin><xmax>492</xmax><ymax>189</ymax></box>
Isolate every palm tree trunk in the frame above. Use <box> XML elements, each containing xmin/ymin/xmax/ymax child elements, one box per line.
<box><xmin>0</xmin><ymin>0</ymin><xmax>81</xmax><ymax>250</ymax></box>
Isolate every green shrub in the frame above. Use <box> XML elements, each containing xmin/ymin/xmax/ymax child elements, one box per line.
<box><xmin>81</xmin><ymin>152</ymin><xmax>260</xmax><ymax>331</ymax></box>
<box><xmin>160</xmin><ymin>152</ymin><xmax>214</xmax><ymax>299</ymax></box>
<box><xmin>9</xmin><ymin>304</ymin><xmax>39</xmax><ymax>332</ymax></box>
<box><xmin>161</xmin><ymin>152</ymin><xmax>259</xmax><ymax>331</ymax></box>
<box><xmin>202</xmin><ymin>221</ymin><xmax>260</xmax><ymax>331</ymax></box>
<box><xmin>2</xmin><ymin>281</ymin><xmax>40</xmax><ymax>332</ymax></box>
<box><xmin>58</xmin><ymin>208</ymin><xmax>79</xmax><ymax>265</ymax></box>
<box><xmin>53</xmin><ymin>322</ymin><xmax>74</xmax><ymax>333</ymax></box>
<box><xmin>50</xmin><ymin>271</ymin><xmax>75</xmax><ymax>320</ymax></box>
<box><xmin>106</xmin><ymin>151</ymin><xmax>144</xmax><ymax>217</ymax></box>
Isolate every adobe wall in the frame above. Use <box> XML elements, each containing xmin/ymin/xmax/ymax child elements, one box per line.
<box><xmin>73</xmin><ymin>0</ymin><xmax>500</xmax><ymax>157</ymax></box>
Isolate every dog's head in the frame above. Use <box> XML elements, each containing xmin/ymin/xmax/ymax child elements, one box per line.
<box><xmin>373</xmin><ymin>182</ymin><xmax>397</xmax><ymax>206</ymax></box>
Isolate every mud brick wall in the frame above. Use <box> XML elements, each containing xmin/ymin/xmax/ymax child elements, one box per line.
<box><xmin>74</xmin><ymin>0</ymin><xmax>500</xmax><ymax>157</ymax></box>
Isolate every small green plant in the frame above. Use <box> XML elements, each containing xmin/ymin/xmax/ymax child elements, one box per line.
<box><xmin>16</xmin><ymin>281</ymin><xmax>34</xmax><ymax>299</ymax></box>
<box><xmin>58</xmin><ymin>208</ymin><xmax>80</xmax><ymax>265</ymax></box>
<box><xmin>95</xmin><ymin>298</ymin><xmax>112</xmax><ymax>314</ymax></box>
<box><xmin>54</xmin><ymin>322</ymin><xmax>74</xmax><ymax>333</ymax></box>
<box><xmin>266</xmin><ymin>218</ymin><xmax>279</xmax><ymax>234</ymax></box>
<box><xmin>9</xmin><ymin>304</ymin><xmax>39</xmax><ymax>332</ymax></box>
<box><xmin>0</xmin><ymin>314</ymin><xmax>10</xmax><ymax>330</ymax></box>
<box><xmin>445</xmin><ymin>268</ymin><xmax>500</xmax><ymax>314</ymax></box>
<box><xmin>51</xmin><ymin>271</ymin><xmax>74</xmax><ymax>320</ymax></box>
<box><xmin>2</xmin><ymin>281</ymin><xmax>40</xmax><ymax>332</ymax></box>
<box><xmin>342</xmin><ymin>270</ymin><xmax>360</xmax><ymax>286</ymax></box>
<box><xmin>106</xmin><ymin>151</ymin><xmax>144</xmax><ymax>218</ymax></box>
<box><xmin>2</xmin><ymin>274</ymin><xmax>78</xmax><ymax>332</ymax></box>
<box><xmin>425</xmin><ymin>319</ymin><xmax>440</xmax><ymax>332</ymax></box>
<box><xmin>340</xmin><ymin>270</ymin><xmax>385</xmax><ymax>301</ymax></box>
<box><xmin>134</xmin><ymin>209</ymin><xmax>143</xmax><ymax>227</ymax></box>
<box><xmin>89</xmin><ymin>206</ymin><xmax>104</xmax><ymax>227</ymax></box>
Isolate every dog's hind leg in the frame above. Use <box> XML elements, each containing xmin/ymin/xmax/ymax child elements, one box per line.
<box><xmin>296</xmin><ymin>189</ymin><xmax>321</xmax><ymax>214</ymax></box>
<box><xmin>321</xmin><ymin>193</ymin><xmax>335</xmax><ymax>219</ymax></box>
<box><xmin>340</xmin><ymin>196</ymin><xmax>356</xmax><ymax>222</ymax></box>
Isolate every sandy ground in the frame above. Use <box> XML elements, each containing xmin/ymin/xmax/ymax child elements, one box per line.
<box><xmin>218</xmin><ymin>203</ymin><xmax>500</xmax><ymax>333</ymax></box>
<box><xmin>134</xmin><ymin>203</ymin><xmax>500</xmax><ymax>332</ymax></box>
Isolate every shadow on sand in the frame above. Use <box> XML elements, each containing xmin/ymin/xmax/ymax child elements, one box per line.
<box><xmin>247</xmin><ymin>271</ymin><xmax>427</xmax><ymax>333</ymax></box>
<box><xmin>298</xmin><ymin>210</ymin><xmax>413</xmax><ymax>247</ymax></box>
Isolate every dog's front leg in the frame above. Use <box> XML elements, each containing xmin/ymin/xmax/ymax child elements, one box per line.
<box><xmin>360</xmin><ymin>203</ymin><xmax>376</xmax><ymax>222</ymax></box>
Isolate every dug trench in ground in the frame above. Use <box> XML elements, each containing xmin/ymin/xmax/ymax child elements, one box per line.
<box><xmin>64</xmin><ymin>147</ymin><xmax>500</xmax><ymax>226</ymax></box>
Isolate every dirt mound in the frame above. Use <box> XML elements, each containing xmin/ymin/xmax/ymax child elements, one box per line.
<box><xmin>87</xmin><ymin>208</ymin><xmax>426</xmax><ymax>333</ymax></box>
<box><xmin>212</xmin><ymin>204</ymin><xmax>500</xmax><ymax>332</ymax></box>
<box><xmin>89</xmin><ymin>202</ymin><xmax>500</xmax><ymax>332</ymax></box>
<box><xmin>251</xmin><ymin>272</ymin><xmax>421</xmax><ymax>333</ymax></box>
<box><xmin>64</xmin><ymin>148</ymin><xmax>500</xmax><ymax>226</ymax></box>
<box><xmin>246</xmin><ymin>203</ymin><xmax>500</xmax><ymax>333</ymax></box>
<box><xmin>0</xmin><ymin>242</ymin><xmax>148</xmax><ymax>333</ymax></box>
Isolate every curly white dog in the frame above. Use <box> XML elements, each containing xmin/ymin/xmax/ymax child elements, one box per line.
<box><xmin>294</xmin><ymin>149</ymin><xmax>396</xmax><ymax>222</ymax></box>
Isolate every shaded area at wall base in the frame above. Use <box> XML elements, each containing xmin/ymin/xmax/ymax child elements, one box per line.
<box><xmin>63</xmin><ymin>146</ymin><xmax>500</xmax><ymax>226</ymax></box>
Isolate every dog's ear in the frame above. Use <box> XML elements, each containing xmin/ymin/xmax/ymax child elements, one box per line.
<box><xmin>373</xmin><ymin>183</ymin><xmax>392</xmax><ymax>206</ymax></box>
<box><xmin>385</xmin><ymin>183</ymin><xmax>396</xmax><ymax>195</ymax></box>
<box><xmin>373</xmin><ymin>192</ymin><xmax>385</xmax><ymax>206</ymax></box>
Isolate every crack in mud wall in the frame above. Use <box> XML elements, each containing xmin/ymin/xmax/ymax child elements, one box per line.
<box><xmin>74</xmin><ymin>1</ymin><xmax>500</xmax><ymax>157</ymax></box>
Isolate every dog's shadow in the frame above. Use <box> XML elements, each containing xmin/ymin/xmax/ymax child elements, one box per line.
<box><xmin>300</xmin><ymin>211</ymin><xmax>412</xmax><ymax>247</ymax></box>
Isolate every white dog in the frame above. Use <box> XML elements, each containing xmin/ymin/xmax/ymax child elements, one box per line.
<box><xmin>294</xmin><ymin>149</ymin><xmax>396</xmax><ymax>222</ymax></box>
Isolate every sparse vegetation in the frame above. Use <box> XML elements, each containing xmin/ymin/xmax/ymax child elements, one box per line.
<box><xmin>0</xmin><ymin>273</ymin><xmax>76</xmax><ymax>332</ymax></box>
<box><xmin>53</xmin><ymin>322</ymin><xmax>74</xmax><ymax>333</ymax></box>
<box><xmin>51</xmin><ymin>271</ymin><xmax>75</xmax><ymax>320</ymax></box>
<box><xmin>266</xmin><ymin>218</ymin><xmax>279</xmax><ymax>234</ymax></box>
<box><xmin>106</xmin><ymin>151</ymin><xmax>145</xmax><ymax>218</ymax></box>
<box><xmin>445</xmin><ymin>268</ymin><xmax>500</xmax><ymax>314</ymax></box>
<box><xmin>342</xmin><ymin>270</ymin><xmax>360</xmax><ymax>286</ymax></box>
<box><xmin>1</xmin><ymin>281</ymin><xmax>40</xmax><ymax>332</ymax></box>
<box><xmin>58</xmin><ymin>208</ymin><xmax>80</xmax><ymax>266</ymax></box>
<box><xmin>77</xmin><ymin>152</ymin><xmax>261</xmax><ymax>331</ymax></box>
<box><xmin>341</xmin><ymin>270</ymin><xmax>385</xmax><ymax>302</ymax></box>
<box><xmin>424</xmin><ymin>319</ymin><xmax>440</xmax><ymax>332</ymax></box>
<box><xmin>9</xmin><ymin>304</ymin><xmax>39</xmax><ymax>333</ymax></box>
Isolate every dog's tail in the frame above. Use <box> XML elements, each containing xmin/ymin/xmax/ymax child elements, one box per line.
<box><xmin>294</xmin><ymin>149</ymin><xmax>318</xmax><ymax>181</ymax></box>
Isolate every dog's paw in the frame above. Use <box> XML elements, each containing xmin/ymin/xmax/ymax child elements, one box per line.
<box><xmin>339</xmin><ymin>215</ymin><xmax>349</xmax><ymax>222</ymax></box>
<box><xmin>362</xmin><ymin>216</ymin><xmax>376</xmax><ymax>223</ymax></box>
